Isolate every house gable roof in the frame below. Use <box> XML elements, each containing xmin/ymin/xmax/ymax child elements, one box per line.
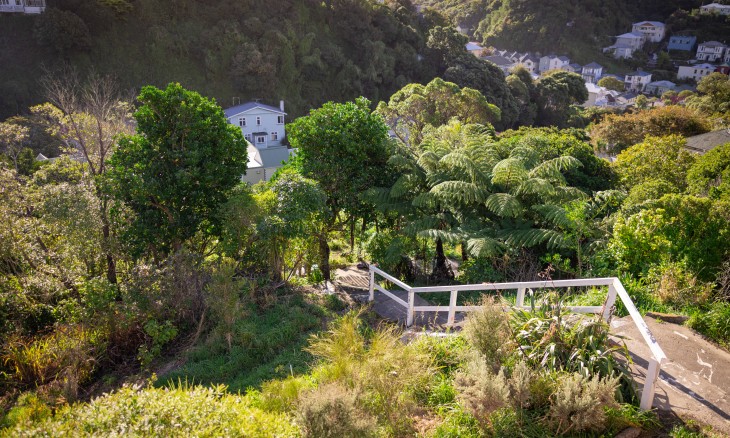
<box><xmin>483</xmin><ymin>55</ymin><xmax>514</xmax><ymax>66</ymax></box>
<box><xmin>699</xmin><ymin>40</ymin><xmax>726</xmax><ymax>48</ymax></box>
<box><xmin>583</xmin><ymin>62</ymin><xmax>603</xmax><ymax>69</ymax></box>
<box><xmin>617</xmin><ymin>32</ymin><xmax>645</xmax><ymax>39</ymax></box>
<box><xmin>633</xmin><ymin>21</ymin><xmax>664</xmax><ymax>27</ymax></box>
<box><xmin>224</xmin><ymin>102</ymin><xmax>286</xmax><ymax>118</ymax></box>
<box><xmin>685</xmin><ymin>129</ymin><xmax>730</xmax><ymax>154</ymax></box>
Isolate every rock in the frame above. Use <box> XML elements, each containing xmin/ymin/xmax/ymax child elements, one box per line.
<box><xmin>646</xmin><ymin>312</ymin><xmax>688</xmax><ymax>324</ymax></box>
<box><xmin>614</xmin><ymin>427</ymin><xmax>641</xmax><ymax>438</ymax></box>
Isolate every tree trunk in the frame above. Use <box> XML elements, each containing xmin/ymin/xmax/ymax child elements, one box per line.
<box><xmin>430</xmin><ymin>237</ymin><xmax>454</xmax><ymax>282</ymax></box>
<box><xmin>319</xmin><ymin>234</ymin><xmax>331</xmax><ymax>282</ymax></box>
<box><xmin>461</xmin><ymin>240</ymin><xmax>469</xmax><ymax>262</ymax></box>
<box><xmin>99</xmin><ymin>197</ymin><xmax>119</xmax><ymax>300</ymax></box>
<box><xmin>350</xmin><ymin>216</ymin><xmax>355</xmax><ymax>252</ymax></box>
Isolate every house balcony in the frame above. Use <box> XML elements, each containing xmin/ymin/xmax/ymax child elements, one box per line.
<box><xmin>0</xmin><ymin>5</ymin><xmax>25</xmax><ymax>12</ymax></box>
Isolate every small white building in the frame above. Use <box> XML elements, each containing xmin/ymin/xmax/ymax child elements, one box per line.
<box><xmin>539</xmin><ymin>55</ymin><xmax>570</xmax><ymax>74</ymax></box>
<box><xmin>631</xmin><ymin>21</ymin><xmax>666</xmax><ymax>43</ymax></box>
<box><xmin>0</xmin><ymin>0</ymin><xmax>45</xmax><ymax>13</ymax></box>
<box><xmin>516</xmin><ymin>53</ymin><xmax>539</xmax><ymax>74</ymax></box>
<box><xmin>224</xmin><ymin>101</ymin><xmax>290</xmax><ymax>183</ymax></box>
<box><xmin>624</xmin><ymin>70</ymin><xmax>652</xmax><ymax>92</ymax></box>
<box><xmin>696</xmin><ymin>41</ymin><xmax>727</xmax><ymax>62</ymax></box>
<box><xmin>581</xmin><ymin>62</ymin><xmax>603</xmax><ymax>83</ymax></box>
<box><xmin>644</xmin><ymin>80</ymin><xmax>677</xmax><ymax>96</ymax></box>
<box><xmin>700</xmin><ymin>3</ymin><xmax>730</xmax><ymax>15</ymax></box>
<box><xmin>677</xmin><ymin>63</ymin><xmax>716</xmax><ymax>82</ymax></box>
<box><xmin>604</xmin><ymin>32</ymin><xmax>645</xmax><ymax>59</ymax></box>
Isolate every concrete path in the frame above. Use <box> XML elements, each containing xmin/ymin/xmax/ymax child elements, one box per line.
<box><xmin>611</xmin><ymin>316</ymin><xmax>730</xmax><ymax>434</ymax></box>
<box><xmin>335</xmin><ymin>266</ymin><xmax>465</xmax><ymax>328</ymax></box>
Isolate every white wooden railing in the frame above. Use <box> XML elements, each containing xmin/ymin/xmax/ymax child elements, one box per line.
<box><xmin>368</xmin><ymin>264</ymin><xmax>667</xmax><ymax>411</ymax></box>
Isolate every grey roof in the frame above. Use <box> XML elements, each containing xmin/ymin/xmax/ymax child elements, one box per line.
<box><xmin>519</xmin><ymin>53</ymin><xmax>539</xmax><ymax>62</ymax></box>
<box><xmin>568</xmin><ymin>63</ymin><xmax>582</xmax><ymax>70</ymax></box>
<box><xmin>558</xmin><ymin>56</ymin><xmax>570</xmax><ymax>62</ymax></box>
<box><xmin>627</xmin><ymin>70</ymin><xmax>652</xmax><ymax>77</ymax></box>
<box><xmin>224</xmin><ymin>102</ymin><xmax>286</xmax><ymax>118</ymax></box>
<box><xmin>617</xmin><ymin>32</ymin><xmax>645</xmax><ymax>39</ymax></box>
<box><xmin>256</xmin><ymin>146</ymin><xmax>292</xmax><ymax>168</ymax></box>
<box><xmin>699</xmin><ymin>40</ymin><xmax>726</xmax><ymax>47</ymax></box>
<box><xmin>584</xmin><ymin>62</ymin><xmax>603</xmax><ymax>69</ymax></box>
<box><xmin>647</xmin><ymin>80</ymin><xmax>676</xmax><ymax>87</ymax></box>
<box><xmin>483</xmin><ymin>55</ymin><xmax>514</xmax><ymax>66</ymax></box>
<box><xmin>669</xmin><ymin>35</ymin><xmax>696</xmax><ymax>41</ymax></box>
<box><xmin>685</xmin><ymin>130</ymin><xmax>730</xmax><ymax>154</ymax></box>
<box><xmin>633</xmin><ymin>21</ymin><xmax>664</xmax><ymax>27</ymax></box>
<box><xmin>620</xmin><ymin>92</ymin><xmax>638</xmax><ymax>99</ymax></box>
<box><xmin>466</xmin><ymin>42</ymin><xmax>483</xmax><ymax>51</ymax></box>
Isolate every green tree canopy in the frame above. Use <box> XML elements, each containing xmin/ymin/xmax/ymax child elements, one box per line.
<box><xmin>376</xmin><ymin>77</ymin><xmax>500</xmax><ymax>147</ymax></box>
<box><xmin>597</xmin><ymin>77</ymin><xmax>625</xmax><ymax>92</ymax></box>
<box><xmin>287</xmin><ymin>97</ymin><xmax>392</xmax><ymax>280</ymax></box>
<box><xmin>612</xmin><ymin>135</ymin><xmax>696</xmax><ymax>192</ymax></box>
<box><xmin>105</xmin><ymin>83</ymin><xmax>247</xmax><ymax>258</ymax></box>
<box><xmin>535</xmin><ymin>71</ymin><xmax>588</xmax><ymax>128</ymax></box>
<box><xmin>687</xmin><ymin>142</ymin><xmax>730</xmax><ymax>199</ymax></box>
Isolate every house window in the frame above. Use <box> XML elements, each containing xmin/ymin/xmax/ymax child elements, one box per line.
<box><xmin>271</xmin><ymin>132</ymin><xmax>278</xmax><ymax>141</ymax></box>
<box><xmin>277</xmin><ymin>115</ymin><xmax>284</xmax><ymax>124</ymax></box>
<box><xmin>256</xmin><ymin>116</ymin><xmax>261</xmax><ymax>126</ymax></box>
<box><xmin>244</xmin><ymin>134</ymin><xmax>252</xmax><ymax>142</ymax></box>
<box><xmin>256</xmin><ymin>135</ymin><xmax>266</xmax><ymax>144</ymax></box>
<box><xmin>239</xmin><ymin>117</ymin><xmax>246</xmax><ymax>127</ymax></box>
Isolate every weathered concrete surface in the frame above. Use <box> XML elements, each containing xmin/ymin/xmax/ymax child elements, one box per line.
<box><xmin>611</xmin><ymin>316</ymin><xmax>730</xmax><ymax>434</ymax></box>
<box><xmin>335</xmin><ymin>267</ymin><xmax>465</xmax><ymax>328</ymax></box>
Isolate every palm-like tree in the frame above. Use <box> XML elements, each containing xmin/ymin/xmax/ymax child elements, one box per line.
<box><xmin>372</xmin><ymin>120</ymin><xmax>593</xmax><ymax>281</ymax></box>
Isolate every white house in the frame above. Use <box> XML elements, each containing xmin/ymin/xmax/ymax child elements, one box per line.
<box><xmin>581</xmin><ymin>62</ymin><xmax>603</xmax><ymax>83</ymax></box>
<box><xmin>516</xmin><ymin>53</ymin><xmax>539</xmax><ymax>74</ymax></box>
<box><xmin>624</xmin><ymin>70</ymin><xmax>652</xmax><ymax>92</ymax></box>
<box><xmin>700</xmin><ymin>3</ymin><xmax>730</xmax><ymax>15</ymax></box>
<box><xmin>563</xmin><ymin>63</ymin><xmax>582</xmax><ymax>73</ymax></box>
<box><xmin>224</xmin><ymin>101</ymin><xmax>290</xmax><ymax>183</ymax></box>
<box><xmin>631</xmin><ymin>21</ymin><xmax>666</xmax><ymax>43</ymax></box>
<box><xmin>696</xmin><ymin>41</ymin><xmax>727</xmax><ymax>62</ymax></box>
<box><xmin>604</xmin><ymin>32</ymin><xmax>645</xmax><ymax>59</ymax></box>
<box><xmin>644</xmin><ymin>80</ymin><xmax>677</xmax><ymax>96</ymax></box>
<box><xmin>0</xmin><ymin>0</ymin><xmax>45</xmax><ymax>13</ymax></box>
<box><xmin>677</xmin><ymin>63</ymin><xmax>716</xmax><ymax>82</ymax></box>
<box><xmin>539</xmin><ymin>55</ymin><xmax>570</xmax><ymax>74</ymax></box>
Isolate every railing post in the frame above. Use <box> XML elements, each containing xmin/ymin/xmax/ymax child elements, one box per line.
<box><xmin>368</xmin><ymin>267</ymin><xmax>375</xmax><ymax>302</ymax></box>
<box><xmin>406</xmin><ymin>288</ymin><xmax>415</xmax><ymax>327</ymax></box>
<box><xmin>447</xmin><ymin>290</ymin><xmax>458</xmax><ymax>325</ymax></box>
<box><xmin>516</xmin><ymin>287</ymin><xmax>526</xmax><ymax>307</ymax></box>
<box><xmin>640</xmin><ymin>358</ymin><xmax>661</xmax><ymax>410</ymax></box>
<box><xmin>603</xmin><ymin>282</ymin><xmax>618</xmax><ymax>321</ymax></box>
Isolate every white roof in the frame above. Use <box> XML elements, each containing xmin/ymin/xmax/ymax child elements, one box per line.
<box><xmin>694</xmin><ymin>63</ymin><xmax>716</xmax><ymax>70</ymax></box>
<box><xmin>617</xmin><ymin>32</ymin><xmax>645</xmax><ymax>39</ymax></box>
<box><xmin>633</xmin><ymin>21</ymin><xmax>664</xmax><ymax>27</ymax></box>
<box><xmin>648</xmin><ymin>80</ymin><xmax>676</xmax><ymax>87</ymax></box>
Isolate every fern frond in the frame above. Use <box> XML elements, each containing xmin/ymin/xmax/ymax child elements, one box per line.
<box><xmin>491</xmin><ymin>158</ymin><xmax>528</xmax><ymax>187</ymax></box>
<box><xmin>485</xmin><ymin>193</ymin><xmax>523</xmax><ymax>218</ymax></box>
<box><xmin>417</xmin><ymin>229</ymin><xmax>462</xmax><ymax>243</ymax></box>
<box><xmin>533</xmin><ymin>204</ymin><xmax>572</xmax><ymax>229</ymax></box>
<box><xmin>499</xmin><ymin>228</ymin><xmax>568</xmax><ymax>249</ymax></box>
<box><xmin>467</xmin><ymin>237</ymin><xmax>505</xmax><ymax>257</ymax></box>
<box><xmin>431</xmin><ymin>180</ymin><xmax>487</xmax><ymax>204</ymax></box>
<box><xmin>515</xmin><ymin>178</ymin><xmax>556</xmax><ymax>197</ymax></box>
<box><xmin>529</xmin><ymin>156</ymin><xmax>582</xmax><ymax>178</ymax></box>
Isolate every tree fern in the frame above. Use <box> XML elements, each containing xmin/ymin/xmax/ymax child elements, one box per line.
<box><xmin>485</xmin><ymin>193</ymin><xmax>523</xmax><ymax>218</ymax></box>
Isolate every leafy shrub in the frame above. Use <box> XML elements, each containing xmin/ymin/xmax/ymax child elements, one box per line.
<box><xmin>687</xmin><ymin>302</ymin><xmax>730</xmax><ymax>348</ymax></box>
<box><xmin>2</xmin><ymin>325</ymin><xmax>105</xmax><ymax>400</ymax></box>
<box><xmin>307</xmin><ymin>312</ymin><xmax>434</xmax><ymax>435</ymax></box>
<box><xmin>547</xmin><ymin>373</ymin><xmax>620</xmax><ymax>434</ymax></box>
<box><xmin>648</xmin><ymin>262</ymin><xmax>713</xmax><ymax>307</ymax></box>
<box><xmin>1</xmin><ymin>384</ymin><xmax>299</xmax><ymax>437</ymax></box>
<box><xmin>0</xmin><ymin>393</ymin><xmax>52</xmax><ymax>430</ymax></box>
<box><xmin>296</xmin><ymin>383</ymin><xmax>376</xmax><ymax>438</ymax></box>
<box><xmin>461</xmin><ymin>296</ymin><xmax>513</xmax><ymax>370</ymax></box>
<box><xmin>453</xmin><ymin>355</ymin><xmax>510</xmax><ymax>425</ymax></box>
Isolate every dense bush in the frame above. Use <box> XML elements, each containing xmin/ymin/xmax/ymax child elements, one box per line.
<box><xmin>296</xmin><ymin>383</ymin><xmax>376</xmax><ymax>438</ymax></box>
<box><xmin>1</xmin><ymin>384</ymin><xmax>299</xmax><ymax>437</ymax></box>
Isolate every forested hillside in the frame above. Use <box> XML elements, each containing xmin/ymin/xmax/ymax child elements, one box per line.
<box><xmin>415</xmin><ymin>0</ymin><xmax>706</xmax><ymax>58</ymax></box>
<box><xmin>0</xmin><ymin>0</ymin><xmax>437</xmax><ymax>119</ymax></box>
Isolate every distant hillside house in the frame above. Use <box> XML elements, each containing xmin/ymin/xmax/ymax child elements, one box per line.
<box><xmin>224</xmin><ymin>101</ymin><xmax>290</xmax><ymax>184</ymax></box>
<box><xmin>563</xmin><ymin>63</ymin><xmax>582</xmax><ymax>73</ymax></box>
<box><xmin>716</xmin><ymin>63</ymin><xmax>730</xmax><ymax>75</ymax></box>
<box><xmin>624</xmin><ymin>70</ymin><xmax>652</xmax><ymax>92</ymax></box>
<box><xmin>631</xmin><ymin>21</ymin><xmax>666</xmax><ymax>43</ymax></box>
<box><xmin>668</xmin><ymin>35</ymin><xmax>697</xmax><ymax>52</ymax></box>
<box><xmin>516</xmin><ymin>53</ymin><xmax>539</xmax><ymax>74</ymax></box>
<box><xmin>581</xmin><ymin>62</ymin><xmax>603</xmax><ymax>83</ymax></box>
<box><xmin>697</xmin><ymin>41</ymin><xmax>727</xmax><ymax>62</ymax></box>
<box><xmin>538</xmin><ymin>55</ymin><xmax>570</xmax><ymax>74</ymax></box>
<box><xmin>483</xmin><ymin>55</ymin><xmax>515</xmax><ymax>75</ymax></box>
<box><xmin>685</xmin><ymin>129</ymin><xmax>730</xmax><ymax>154</ymax></box>
<box><xmin>677</xmin><ymin>63</ymin><xmax>716</xmax><ymax>82</ymax></box>
<box><xmin>0</xmin><ymin>0</ymin><xmax>45</xmax><ymax>13</ymax></box>
<box><xmin>644</xmin><ymin>80</ymin><xmax>676</xmax><ymax>96</ymax></box>
<box><xmin>700</xmin><ymin>3</ymin><xmax>730</xmax><ymax>15</ymax></box>
<box><xmin>604</xmin><ymin>32</ymin><xmax>645</xmax><ymax>59</ymax></box>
